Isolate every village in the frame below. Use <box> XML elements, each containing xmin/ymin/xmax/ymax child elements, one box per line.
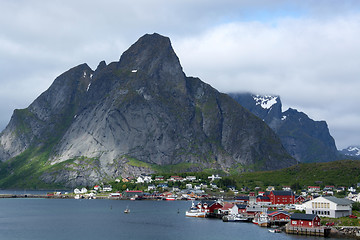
<box><xmin>64</xmin><ymin>174</ymin><xmax>360</xmax><ymax>238</ymax></box>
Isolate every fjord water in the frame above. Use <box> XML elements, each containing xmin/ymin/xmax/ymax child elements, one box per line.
<box><xmin>0</xmin><ymin>198</ymin><xmax>341</xmax><ymax>240</ymax></box>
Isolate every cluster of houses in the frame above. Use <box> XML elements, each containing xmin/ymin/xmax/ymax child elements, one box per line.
<box><xmin>185</xmin><ymin>190</ymin><xmax>353</xmax><ymax>237</ymax></box>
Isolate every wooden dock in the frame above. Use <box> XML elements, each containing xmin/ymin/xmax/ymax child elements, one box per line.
<box><xmin>285</xmin><ymin>225</ymin><xmax>331</xmax><ymax>237</ymax></box>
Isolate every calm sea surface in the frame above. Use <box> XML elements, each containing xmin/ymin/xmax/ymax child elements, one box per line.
<box><xmin>0</xmin><ymin>197</ymin><xmax>346</xmax><ymax>240</ymax></box>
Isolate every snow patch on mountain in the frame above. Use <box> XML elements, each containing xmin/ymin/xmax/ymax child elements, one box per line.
<box><xmin>253</xmin><ymin>95</ymin><xmax>278</xmax><ymax>109</ymax></box>
<box><xmin>343</xmin><ymin>146</ymin><xmax>360</xmax><ymax>156</ymax></box>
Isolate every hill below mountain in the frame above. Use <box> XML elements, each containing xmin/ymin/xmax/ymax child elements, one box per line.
<box><xmin>229</xmin><ymin>93</ymin><xmax>338</xmax><ymax>163</ymax></box>
<box><xmin>0</xmin><ymin>33</ymin><xmax>296</xmax><ymax>188</ymax></box>
<box><xmin>235</xmin><ymin>159</ymin><xmax>360</xmax><ymax>190</ymax></box>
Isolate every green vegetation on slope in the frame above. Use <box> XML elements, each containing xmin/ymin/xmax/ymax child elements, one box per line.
<box><xmin>234</xmin><ymin>160</ymin><xmax>360</xmax><ymax>191</ymax></box>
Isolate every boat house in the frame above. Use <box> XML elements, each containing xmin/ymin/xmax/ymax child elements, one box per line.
<box><xmin>290</xmin><ymin>213</ymin><xmax>321</xmax><ymax>228</ymax></box>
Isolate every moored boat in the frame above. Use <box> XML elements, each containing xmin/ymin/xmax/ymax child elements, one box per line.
<box><xmin>222</xmin><ymin>214</ymin><xmax>248</xmax><ymax>222</ymax></box>
<box><xmin>185</xmin><ymin>201</ymin><xmax>208</xmax><ymax>218</ymax></box>
<box><xmin>253</xmin><ymin>212</ymin><xmax>269</xmax><ymax>227</ymax></box>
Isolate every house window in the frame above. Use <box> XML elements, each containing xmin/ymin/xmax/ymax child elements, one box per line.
<box><xmin>312</xmin><ymin>202</ymin><xmax>315</xmax><ymax>208</ymax></box>
<box><xmin>309</xmin><ymin>222</ymin><xmax>312</xmax><ymax>226</ymax></box>
<box><xmin>326</xmin><ymin>203</ymin><xmax>330</xmax><ymax>208</ymax></box>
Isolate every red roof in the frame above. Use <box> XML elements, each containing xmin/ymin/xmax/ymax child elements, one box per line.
<box><xmin>126</xmin><ymin>190</ymin><xmax>143</xmax><ymax>193</ymax></box>
<box><xmin>220</xmin><ymin>203</ymin><xmax>235</xmax><ymax>210</ymax></box>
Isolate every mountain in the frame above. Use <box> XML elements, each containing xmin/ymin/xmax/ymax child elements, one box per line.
<box><xmin>229</xmin><ymin>93</ymin><xmax>338</xmax><ymax>163</ymax></box>
<box><xmin>0</xmin><ymin>33</ymin><xmax>296</xmax><ymax>188</ymax></box>
<box><xmin>339</xmin><ymin>146</ymin><xmax>360</xmax><ymax>159</ymax></box>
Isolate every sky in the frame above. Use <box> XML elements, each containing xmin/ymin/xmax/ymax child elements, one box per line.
<box><xmin>0</xmin><ymin>0</ymin><xmax>359</xmax><ymax>149</ymax></box>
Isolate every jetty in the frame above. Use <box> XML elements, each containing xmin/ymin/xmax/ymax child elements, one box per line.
<box><xmin>285</xmin><ymin>225</ymin><xmax>331</xmax><ymax>237</ymax></box>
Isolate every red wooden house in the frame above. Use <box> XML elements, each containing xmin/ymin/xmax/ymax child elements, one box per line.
<box><xmin>268</xmin><ymin>210</ymin><xmax>291</xmax><ymax>222</ymax></box>
<box><xmin>236</xmin><ymin>204</ymin><xmax>247</xmax><ymax>214</ymax></box>
<box><xmin>290</xmin><ymin>213</ymin><xmax>321</xmax><ymax>228</ymax></box>
<box><xmin>268</xmin><ymin>190</ymin><xmax>295</xmax><ymax>205</ymax></box>
<box><xmin>201</xmin><ymin>200</ymin><xmax>223</xmax><ymax>214</ymax></box>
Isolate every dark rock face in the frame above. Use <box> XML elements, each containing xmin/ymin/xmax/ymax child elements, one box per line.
<box><xmin>229</xmin><ymin>93</ymin><xmax>338</xmax><ymax>163</ymax></box>
<box><xmin>0</xmin><ymin>33</ymin><xmax>296</xmax><ymax>187</ymax></box>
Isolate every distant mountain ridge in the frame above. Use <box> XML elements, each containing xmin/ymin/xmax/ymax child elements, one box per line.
<box><xmin>0</xmin><ymin>33</ymin><xmax>296</xmax><ymax>188</ymax></box>
<box><xmin>339</xmin><ymin>146</ymin><xmax>360</xmax><ymax>159</ymax></box>
<box><xmin>229</xmin><ymin>93</ymin><xmax>338</xmax><ymax>163</ymax></box>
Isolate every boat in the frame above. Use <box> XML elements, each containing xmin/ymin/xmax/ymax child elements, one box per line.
<box><xmin>222</xmin><ymin>214</ymin><xmax>248</xmax><ymax>222</ymax></box>
<box><xmin>124</xmin><ymin>208</ymin><xmax>130</xmax><ymax>214</ymax></box>
<box><xmin>165</xmin><ymin>197</ymin><xmax>176</xmax><ymax>201</ymax></box>
<box><xmin>185</xmin><ymin>201</ymin><xmax>208</xmax><ymax>218</ymax></box>
<box><xmin>269</xmin><ymin>229</ymin><xmax>281</xmax><ymax>233</ymax></box>
<box><xmin>253</xmin><ymin>212</ymin><xmax>269</xmax><ymax>227</ymax></box>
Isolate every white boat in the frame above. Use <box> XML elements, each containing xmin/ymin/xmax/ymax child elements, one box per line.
<box><xmin>165</xmin><ymin>197</ymin><xmax>176</xmax><ymax>201</ymax></box>
<box><xmin>253</xmin><ymin>212</ymin><xmax>269</xmax><ymax>227</ymax></box>
<box><xmin>185</xmin><ymin>201</ymin><xmax>208</xmax><ymax>218</ymax></box>
<box><xmin>223</xmin><ymin>214</ymin><xmax>248</xmax><ymax>222</ymax></box>
<box><xmin>124</xmin><ymin>208</ymin><xmax>130</xmax><ymax>213</ymax></box>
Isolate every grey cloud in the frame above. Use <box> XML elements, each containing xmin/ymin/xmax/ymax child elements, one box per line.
<box><xmin>1</xmin><ymin>0</ymin><xmax>360</xmax><ymax>149</ymax></box>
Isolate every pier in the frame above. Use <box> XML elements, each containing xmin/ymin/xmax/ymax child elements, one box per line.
<box><xmin>285</xmin><ymin>225</ymin><xmax>331</xmax><ymax>237</ymax></box>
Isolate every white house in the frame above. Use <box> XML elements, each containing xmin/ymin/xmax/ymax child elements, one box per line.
<box><xmin>103</xmin><ymin>185</ymin><xmax>112</xmax><ymax>192</ymax></box>
<box><xmin>136</xmin><ymin>175</ymin><xmax>153</xmax><ymax>184</ymax></box>
<box><xmin>186</xmin><ymin>176</ymin><xmax>196</xmax><ymax>181</ymax></box>
<box><xmin>136</xmin><ymin>176</ymin><xmax>145</xmax><ymax>184</ymax></box>
<box><xmin>349</xmin><ymin>187</ymin><xmax>357</xmax><ymax>192</ymax></box>
<box><xmin>208</xmin><ymin>174</ymin><xmax>222</xmax><ymax>181</ymax></box>
<box><xmin>282</xmin><ymin>186</ymin><xmax>291</xmax><ymax>191</ymax></box>
<box><xmin>185</xmin><ymin>183</ymin><xmax>193</xmax><ymax>189</ymax></box>
<box><xmin>304</xmin><ymin>196</ymin><xmax>353</xmax><ymax>218</ymax></box>
<box><xmin>308</xmin><ymin>186</ymin><xmax>320</xmax><ymax>193</ymax></box>
<box><xmin>74</xmin><ymin>188</ymin><xmax>87</xmax><ymax>194</ymax></box>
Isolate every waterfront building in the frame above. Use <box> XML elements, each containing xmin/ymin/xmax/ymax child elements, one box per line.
<box><xmin>290</xmin><ymin>213</ymin><xmax>321</xmax><ymax>228</ymax></box>
<box><xmin>123</xmin><ymin>190</ymin><xmax>144</xmax><ymax>198</ymax></box>
<box><xmin>267</xmin><ymin>210</ymin><xmax>291</xmax><ymax>222</ymax></box>
<box><xmin>304</xmin><ymin>196</ymin><xmax>353</xmax><ymax>218</ymax></box>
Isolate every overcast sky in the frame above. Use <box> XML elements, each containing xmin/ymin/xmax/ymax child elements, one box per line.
<box><xmin>1</xmin><ymin>0</ymin><xmax>359</xmax><ymax>149</ymax></box>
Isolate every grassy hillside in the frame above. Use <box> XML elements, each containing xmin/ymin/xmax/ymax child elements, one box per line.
<box><xmin>232</xmin><ymin>160</ymin><xmax>360</xmax><ymax>191</ymax></box>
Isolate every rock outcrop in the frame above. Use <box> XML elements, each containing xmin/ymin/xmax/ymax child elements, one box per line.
<box><xmin>229</xmin><ymin>93</ymin><xmax>338</xmax><ymax>163</ymax></box>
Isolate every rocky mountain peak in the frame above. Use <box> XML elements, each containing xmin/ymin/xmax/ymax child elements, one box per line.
<box><xmin>118</xmin><ymin>33</ymin><xmax>182</xmax><ymax>75</ymax></box>
<box><xmin>0</xmin><ymin>34</ymin><xmax>296</xmax><ymax>188</ymax></box>
<box><xmin>230</xmin><ymin>92</ymin><xmax>338</xmax><ymax>163</ymax></box>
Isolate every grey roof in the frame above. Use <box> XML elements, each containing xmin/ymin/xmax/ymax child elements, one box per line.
<box><xmin>271</xmin><ymin>190</ymin><xmax>294</xmax><ymax>196</ymax></box>
<box><xmin>291</xmin><ymin>213</ymin><xmax>317</xmax><ymax>221</ymax></box>
<box><xmin>235</xmin><ymin>204</ymin><xmax>247</xmax><ymax>209</ymax></box>
<box><xmin>323</xmin><ymin>196</ymin><xmax>353</xmax><ymax>205</ymax></box>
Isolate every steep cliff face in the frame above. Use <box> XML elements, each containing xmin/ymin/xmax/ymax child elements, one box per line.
<box><xmin>0</xmin><ymin>34</ymin><xmax>296</xmax><ymax>188</ymax></box>
<box><xmin>229</xmin><ymin>93</ymin><xmax>338</xmax><ymax>163</ymax></box>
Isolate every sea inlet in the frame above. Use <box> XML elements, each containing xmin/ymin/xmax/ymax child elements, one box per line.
<box><xmin>0</xmin><ymin>198</ymin><xmax>346</xmax><ymax>240</ymax></box>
